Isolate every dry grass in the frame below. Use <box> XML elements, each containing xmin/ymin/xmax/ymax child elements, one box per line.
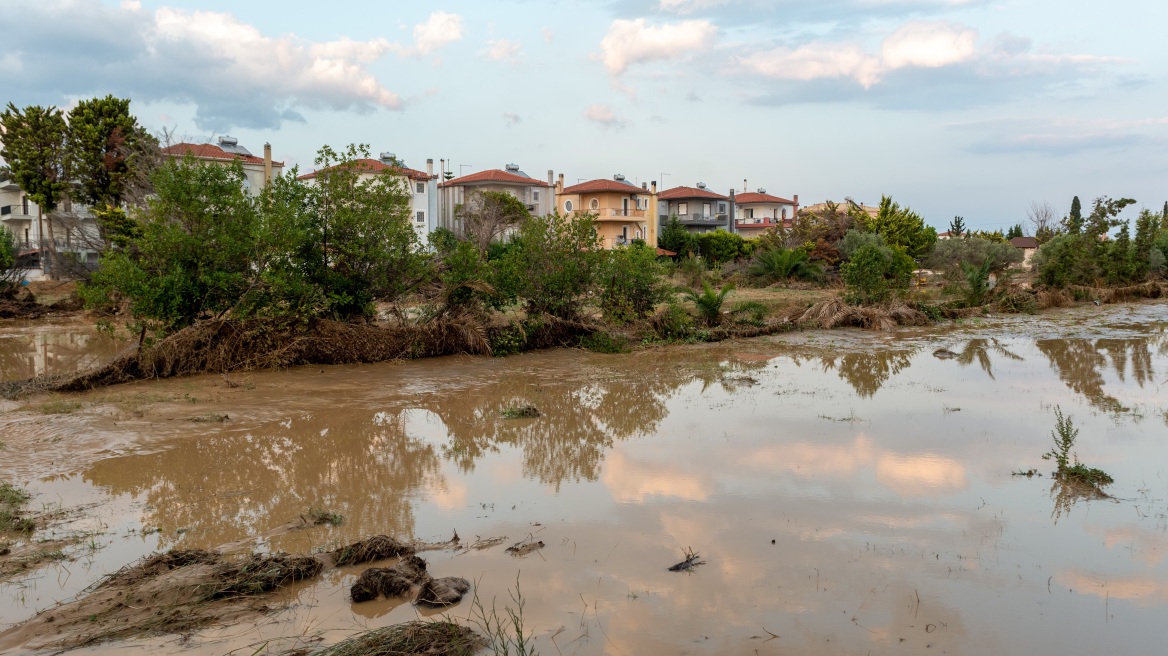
<box><xmin>330</xmin><ymin>535</ymin><xmax>413</xmax><ymax>567</ymax></box>
<box><xmin>314</xmin><ymin>621</ymin><xmax>483</xmax><ymax>656</ymax></box>
<box><xmin>795</xmin><ymin>299</ymin><xmax>931</xmax><ymax>331</ymax></box>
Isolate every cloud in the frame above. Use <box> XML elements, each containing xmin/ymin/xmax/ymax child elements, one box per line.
<box><xmin>392</xmin><ymin>11</ymin><xmax>464</xmax><ymax>57</ymax></box>
<box><xmin>503</xmin><ymin>112</ymin><xmax>522</xmax><ymax>127</ymax></box>
<box><xmin>1</xmin><ymin>2</ymin><xmax>469</xmax><ymax>131</ymax></box>
<box><xmin>657</xmin><ymin>0</ymin><xmax>732</xmax><ymax>14</ymax></box>
<box><xmin>599</xmin><ymin>18</ymin><xmax>718</xmax><ymax>76</ymax></box>
<box><xmin>949</xmin><ymin>116</ymin><xmax>1168</xmax><ymax>156</ymax></box>
<box><xmin>541</xmin><ymin>27</ymin><xmax>555</xmax><ymax>43</ymax></box>
<box><xmin>738</xmin><ymin>21</ymin><xmax>977</xmax><ymax>88</ymax></box>
<box><xmin>684</xmin><ymin>92</ymin><xmax>702</xmax><ymax>102</ymax></box>
<box><xmin>583</xmin><ymin>103</ymin><xmax>627</xmax><ymax>128</ymax></box>
<box><xmin>482</xmin><ymin>39</ymin><xmax>523</xmax><ymax>64</ymax></box>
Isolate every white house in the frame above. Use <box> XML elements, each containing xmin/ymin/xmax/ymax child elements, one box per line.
<box><xmin>297</xmin><ymin>152</ymin><xmax>438</xmax><ymax>244</ymax></box>
<box><xmin>1</xmin><ymin>179</ymin><xmax>101</xmax><ymax>281</ymax></box>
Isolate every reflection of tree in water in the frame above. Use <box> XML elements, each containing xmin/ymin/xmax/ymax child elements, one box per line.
<box><xmin>953</xmin><ymin>339</ymin><xmax>1023</xmax><ymax>380</ymax></box>
<box><xmin>819</xmin><ymin>348</ymin><xmax>920</xmax><ymax>398</ymax></box>
<box><xmin>422</xmin><ymin>358</ymin><xmax>701</xmax><ymax>490</ymax></box>
<box><xmin>1037</xmin><ymin>337</ymin><xmax>1156</xmax><ymax>412</ymax></box>
<box><xmin>83</xmin><ymin>410</ymin><xmax>442</xmax><ymax>549</ymax></box>
<box><xmin>0</xmin><ymin>331</ymin><xmax>126</xmax><ymax>380</ymax></box>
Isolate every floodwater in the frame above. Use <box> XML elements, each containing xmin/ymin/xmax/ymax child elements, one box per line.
<box><xmin>2</xmin><ymin>303</ymin><xmax>1168</xmax><ymax>655</ymax></box>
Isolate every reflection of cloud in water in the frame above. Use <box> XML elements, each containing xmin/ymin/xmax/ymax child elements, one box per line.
<box><xmin>1059</xmin><ymin>569</ymin><xmax>1168</xmax><ymax>605</ymax></box>
<box><xmin>602</xmin><ymin>448</ymin><xmax>715</xmax><ymax>503</ymax></box>
<box><xmin>742</xmin><ymin>436</ymin><xmax>967</xmax><ymax>497</ymax></box>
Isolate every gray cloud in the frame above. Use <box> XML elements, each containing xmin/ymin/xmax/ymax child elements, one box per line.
<box><xmin>1</xmin><ymin>1</ymin><xmax>461</xmax><ymax>131</ymax></box>
<box><xmin>948</xmin><ymin>116</ymin><xmax>1168</xmax><ymax>156</ymax></box>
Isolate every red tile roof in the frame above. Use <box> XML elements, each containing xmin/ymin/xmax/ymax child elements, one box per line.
<box><xmin>297</xmin><ymin>158</ymin><xmax>430</xmax><ymax>181</ymax></box>
<box><xmin>560</xmin><ymin>178</ymin><xmax>644</xmax><ymax>194</ymax></box>
<box><xmin>658</xmin><ymin>186</ymin><xmax>728</xmax><ymax>201</ymax></box>
<box><xmin>735</xmin><ymin>192</ymin><xmax>794</xmax><ymax>205</ymax></box>
<box><xmin>438</xmin><ymin>169</ymin><xmax>551</xmax><ymax>188</ymax></box>
<box><xmin>1009</xmin><ymin>236</ymin><xmax>1039</xmax><ymax>249</ymax></box>
<box><xmin>163</xmin><ymin>143</ymin><xmax>284</xmax><ymax>167</ymax></box>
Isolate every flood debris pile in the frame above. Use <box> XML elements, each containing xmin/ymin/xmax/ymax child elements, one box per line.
<box><xmin>794</xmin><ymin>299</ymin><xmax>931</xmax><ymax>331</ymax></box>
<box><xmin>310</xmin><ymin>621</ymin><xmax>483</xmax><ymax>656</ymax></box>
<box><xmin>504</xmin><ymin>536</ymin><xmax>544</xmax><ymax>557</ymax></box>
<box><xmin>8</xmin><ymin>548</ymin><xmax>322</xmax><ymax>650</ymax></box>
<box><xmin>350</xmin><ymin>554</ymin><xmax>471</xmax><ymax>608</ymax></box>
<box><xmin>330</xmin><ymin>534</ymin><xmax>414</xmax><ymax>566</ymax></box>
<box><xmin>668</xmin><ymin>547</ymin><xmax>706</xmax><ymax>572</ymax></box>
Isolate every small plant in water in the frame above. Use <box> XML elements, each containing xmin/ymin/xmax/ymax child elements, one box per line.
<box><xmin>306</xmin><ymin>508</ymin><xmax>344</xmax><ymax>527</ymax></box>
<box><xmin>501</xmin><ymin>405</ymin><xmax>541</xmax><ymax>419</ymax></box>
<box><xmin>469</xmin><ymin>574</ymin><xmax>538</xmax><ymax>656</ymax></box>
<box><xmin>1041</xmin><ymin>406</ymin><xmax>1113</xmax><ymax>487</ymax></box>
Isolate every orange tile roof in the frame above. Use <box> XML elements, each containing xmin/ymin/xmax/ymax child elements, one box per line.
<box><xmin>560</xmin><ymin>178</ymin><xmax>644</xmax><ymax>194</ymax></box>
<box><xmin>658</xmin><ymin>186</ymin><xmax>728</xmax><ymax>201</ymax></box>
<box><xmin>735</xmin><ymin>192</ymin><xmax>794</xmax><ymax>205</ymax></box>
<box><xmin>163</xmin><ymin>143</ymin><xmax>284</xmax><ymax>167</ymax></box>
<box><xmin>438</xmin><ymin>169</ymin><xmax>551</xmax><ymax>187</ymax></box>
<box><xmin>297</xmin><ymin>158</ymin><xmax>430</xmax><ymax>181</ymax></box>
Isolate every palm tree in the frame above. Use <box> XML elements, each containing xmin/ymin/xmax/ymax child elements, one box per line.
<box><xmin>681</xmin><ymin>280</ymin><xmax>734</xmax><ymax>326</ymax></box>
<box><xmin>749</xmin><ymin>247</ymin><xmax>824</xmax><ymax>283</ymax></box>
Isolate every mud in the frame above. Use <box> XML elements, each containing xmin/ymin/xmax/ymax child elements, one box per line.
<box><xmin>1</xmin><ymin>301</ymin><xmax>1167</xmax><ymax>655</ymax></box>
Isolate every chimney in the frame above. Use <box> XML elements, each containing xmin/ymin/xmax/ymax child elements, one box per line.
<box><xmin>743</xmin><ymin>179</ymin><xmax>748</xmax><ymax>193</ymax></box>
<box><xmin>557</xmin><ymin>173</ymin><xmax>564</xmax><ymax>193</ymax></box>
<box><xmin>426</xmin><ymin>158</ymin><xmax>434</xmax><ymax>176</ymax></box>
<box><xmin>793</xmin><ymin>194</ymin><xmax>799</xmax><ymax>215</ymax></box>
<box><xmin>263</xmin><ymin>143</ymin><xmax>272</xmax><ymax>184</ymax></box>
<box><xmin>548</xmin><ymin>169</ymin><xmax>554</xmax><ymax>186</ymax></box>
<box><xmin>440</xmin><ymin>159</ymin><xmax>446</xmax><ymax>178</ymax></box>
<box><xmin>650</xmin><ymin>181</ymin><xmax>656</xmax><ymax>194</ymax></box>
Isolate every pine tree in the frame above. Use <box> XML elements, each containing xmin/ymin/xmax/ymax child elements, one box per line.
<box><xmin>1066</xmin><ymin>196</ymin><xmax>1083</xmax><ymax>234</ymax></box>
<box><xmin>1133</xmin><ymin>209</ymin><xmax>1159</xmax><ymax>280</ymax></box>
<box><xmin>1006</xmin><ymin>224</ymin><xmax>1024</xmax><ymax>240</ymax></box>
<box><xmin>66</xmin><ymin>95</ymin><xmax>150</xmax><ymax>209</ymax></box>
<box><xmin>948</xmin><ymin>216</ymin><xmax>966</xmax><ymax>238</ymax></box>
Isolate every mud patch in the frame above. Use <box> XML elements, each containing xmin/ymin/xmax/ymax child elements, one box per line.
<box><xmin>5</xmin><ymin>549</ymin><xmax>322</xmax><ymax>650</ymax></box>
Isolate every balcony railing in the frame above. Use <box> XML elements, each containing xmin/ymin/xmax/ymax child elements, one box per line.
<box><xmin>1</xmin><ymin>205</ymin><xmax>34</xmax><ymax>220</ymax></box>
<box><xmin>677</xmin><ymin>212</ymin><xmax>728</xmax><ymax>225</ymax></box>
<box><xmin>591</xmin><ymin>208</ymin><xmax>645</xmax><ymax>219</ymax></box>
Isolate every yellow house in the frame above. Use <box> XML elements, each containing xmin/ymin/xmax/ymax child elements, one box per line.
<box><xmin>555</xmin><ymin>174</ymin><xmax>658</xmax><ymax>248</ymax></box>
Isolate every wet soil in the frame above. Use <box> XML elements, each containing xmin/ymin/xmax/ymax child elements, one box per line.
<box><xmin>1</xmin><ymin>301</ymin><xmax>1167</xmax><ymax>655</ymax></box>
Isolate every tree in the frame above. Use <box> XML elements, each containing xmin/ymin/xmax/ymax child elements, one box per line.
<box><xmin>681</xmin><ymin>280</ymin><xmax>734</xmax><ymax>326</ymax></box>
<box><xmin>696</xmin><ymin>230</ymin><xmax>748</xmax><ymax>264</ymax></box>
<box><xmin>948</xmin><ymin>216</ymin><xmax>966</xmax><ymax>238</ymax></box>
<box><xmin>0</xmin><ymin>103</ymin><xmax>68</xmax><ymax>278</ymax></box>
<box><xmin>456</xmin><ymin>189</ymin><xmax>529</xmax><ymax>255</ymax></box>
<box><xmin>1027</xmin><ymin>201</ymin><xmax>1059</xmax><ymax>243</ymax></box>
<box><xmin>1</xmin><ymin>228</ymin><xmax>21</xmax><ymax>294</ymax></box>
<box><xmin>924</xmin><ymin>236</ymin><xmax>1022</xmax><ymax>280</ymax></box>
<box><xmin>597</xmin><ymin>243</ymin><xmax>670</xmax><ymax>324</ymax></box>
<box><xmin>658</xmin><ymin>215</ymin><xmax>695</xmax><ymax>256</ymax></box>
<box><xmin>840</xmin><ymin>243</ymin><xmax>915</xmax><ymax>305</ymax></box>
<box><xmin>1006</xmin><ymin>224</ymin><xmax>1024</xmax><ymax>240</ymax></box>
<box><xmin>864</xmin><ymin>196</ymin><xmax>937</xmax><ymax>259</ymax></box>
<box><xmin>65</xmin><ymin>96</ymin><xmax>152</xmax><ymax>210</ymax></box>
<box><xmin>1064</xmin><ymin>196</ymin><xmax>1083</xmax><ymax>234</ymax></box>
<box><xmin>495</xmin><ymin>213</ymin><xmax>601</xmax><ymax>319</ymax></box>
<box><xmin>1132</xmin><ymin>209</ymin><xmax>1160</xmax><ymax>280</ymax></box>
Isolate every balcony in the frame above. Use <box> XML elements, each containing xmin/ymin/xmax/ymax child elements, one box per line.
<box><xmin>1</xmin><ymin>205</ymin><xmax>34</xmax><ymax>221</ymax></box>
<box><xmin>590</xmin><ymin>208</ymin><xmax>645</xmax><ymax>220</ymax></box>
<box><xmin>676</xmin><ymin>212</ymin><xmax>728</xmax><ymax>226</ymax></box>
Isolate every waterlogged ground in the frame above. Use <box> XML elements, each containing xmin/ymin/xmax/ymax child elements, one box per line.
<box><xmin>1</xmin><ymin>303</ymin><xmax>1168</xmax><ymax>655</ymax></box>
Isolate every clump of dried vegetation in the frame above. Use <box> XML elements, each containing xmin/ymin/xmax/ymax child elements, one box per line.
<box><xmin>314</xmin><ymin>621</ymin><xmax>484</xmax><ymax>656</ymax></box>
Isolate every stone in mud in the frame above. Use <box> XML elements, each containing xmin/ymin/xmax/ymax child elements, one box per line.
<box><xmin>416</xmin><ymin>576</ymin><xmax>472</xmax><ymax>607</ymax></box>
<box><xmin>350</xmin><ymin>555</ymin><xmax>429</xmax><ymax>602</ymax></box>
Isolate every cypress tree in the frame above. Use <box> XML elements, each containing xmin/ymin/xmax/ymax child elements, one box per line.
<box><xmin>1067</xmin><ymin>196</ymin><xmax>1083</xmax><ymax>234</ymax></box>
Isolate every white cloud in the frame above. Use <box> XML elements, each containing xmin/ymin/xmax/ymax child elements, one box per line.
<box><xmin>599</xmin><ymin>18</ymin><xmax>718</xmax><ymax>77</ymax></box>
<box><xmin>395</xmin><ymin>11</ymin><xmax>464</xmax><ymax>57</ymax></box>
<box><xmin>541</xmin><ymin>27</ymin><xmax>554</xmax><ymax>43</ymax></box>
<box><xmin>881</xmin><ymin>21</ymin><xmax>977</xmax><ymax>70</ymax></box>
<box><xmin>482</xmin><ymin>39</ymin><xmax>523</xmax><ymax>64</ymax></box>
<box><xmin>583</xmin><ymin>103</ymin><xmax>626</xmax><ymax>128</ymax></box>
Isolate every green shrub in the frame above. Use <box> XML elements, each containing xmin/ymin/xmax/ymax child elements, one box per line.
<box><xmin>494</xmin><ymin>213</ymin><xmax>601</xmax><ymax>320</ymax></box>
<box><xmin>696</xmin><ymin>231</ymin><xmax>749</xmax><ymax>265</ymax></box>
<box><xmin>681</xmin><ymin>280</ymin><xmax>735</xmax><ymax>326</ymax></box>
<box><xmin>651</xmin><ymin>301</ymin><xmax>695</xmax><ymax>341</ymax></box>
<box><xmin>838</xmin><ymin>229</ymin><xmax>886</xmax><ymax>261</ymax></box>
<box><xmin>489</xmin><ymin>324</ymin><xmax>526</xmax><ymax>357</ymax></box>
<box><xmin>925</xmin><ymin>236</ymin><xmax>1022</xmax><ymax>279</ymax></box>
<box><xmin>730</xmin><ymin>300</ymin><xmax>768</xmax><ymax>326</ymax></box>
<box><xmin>840</xmin><ymin>244</ymin><xmax>914</xmax><ymax>305</ymax></box>
<box><xmin>580</xmin><ymin>331</ymin><xmax>630</xmax><ymax>353</ymax></box>
<box><xmin>748</xmin><ymin>247</ymin><xmax>824</xmax><ymax>284</ymax></box>
<box><xmin>960</xmin><ymin>258</ymin><xmax>994</xmax><ymax>306</ymax></box>
<box><xmin>598</xmin><ymin>243</ymin><xmax>671</xmax><ymax>324</ymax></box>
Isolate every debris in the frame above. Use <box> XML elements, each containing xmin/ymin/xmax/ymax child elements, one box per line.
<box><xmin>331</xmin><ymin>535</ymin><xmax>413</xmax><ymax>567</ymax></box>
<box><xmin>932</xmin><ymin>348</ymin><xmax>959</xmax><ymax>359</ymax></box>
<box><xmin>501</xmin><ymin>404</ymin><xmax>541</xmax><ymax>419</ymax></box>
<box><xmin>668</xmin><ymin>546</ymin><xmax>706</xmax><ymax>572</ymax></box>
<box><xmin>505</xmin><ymin>536</ymin><xmax>545</xmax><ymax>557</ymax></box>
<box><xmin>466</xmin><ymin>536</ymin><xmax>507</xmax><ymax>551</ymax></box>
<box><xmin>349</xmin><ymin>555</ymin><xmax>471</xmax><ymax>608</ymax></box>
<box><xmin>416</xmin><ymin>577</ymin><xmax>472</xmax><ymax>607</ymax></box>
<box><xmin>314</xmin><ymin>620</ymin><xmax>483</xmax><ymax>656</ymax></box>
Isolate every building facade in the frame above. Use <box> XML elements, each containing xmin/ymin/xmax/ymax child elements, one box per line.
<box><xmin>162</xmin><ymin>136</ymin><xmax>284</xmax><ymax>194</ymax></box>
<box><xmin>657</xmin><ymin>184</ymin><xmax>730</xmax><ymax>234</ymax></box>
<box><xmin>436</xmin><ymin>165</ymin><xmax>555</xmax><ymax>234</ymax></box>
<box><xmin>1</xmin><ymin>180</ymin><xmax>101</xmax><ymax>281</ymax></box>
<box><xmin>556</xmin><ymin>174</ymin><xmax>658</xmax><ymax>248</ymax></box>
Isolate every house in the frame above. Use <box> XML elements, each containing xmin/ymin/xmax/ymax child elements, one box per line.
<box><xmin>734</xmin><ymin>189</ymin><xmax>798</xmax><ymax>237</ymax></box>
<box><xmin>298</xmin><ymin>152</ymin><xmax>438</xmax><ymax>245</ymax></box>
<box><xmin>1</xmin><ymin>179</ymin><xmax>101</xmax><ymax>281</ymax></box>
<box><xmin>1009</xmin><ymin>236</ymin><xmax>1039</xmax><ymax>266</ymax></box>
<box><xmin>657</xmin><ymin>184</ymin><xmax>729</xmax><ymax>234</ymax></box>
<box><xmin>437</xmin><ymin>164</ymin><xmax>554</xmax><ymax>234</ymax></box>
<box><xmin>162</xmin><ymin>136</ymin><xmax>283</xmax><ymax>194</ymax></box>
<box><xmin>556</xmin><ymin>174</ymin><xmax>658</xmax><ymax>248</ymax></box>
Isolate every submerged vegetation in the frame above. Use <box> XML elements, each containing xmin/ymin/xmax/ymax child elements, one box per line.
<box><xmin>0</xmin><ymin>482</ymin><xmax>34</xmax><ymax>534</ymax></box>
<box><xmin>1042</xmin><ymin>406</ymin><xmax>1114</xmax><ymax>488</ymax></box>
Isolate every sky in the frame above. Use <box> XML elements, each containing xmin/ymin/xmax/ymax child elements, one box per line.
<box><xmin>3</xmin><ymin>0</ymin><xmax>1167</xmax><ymax>231</ymax></box>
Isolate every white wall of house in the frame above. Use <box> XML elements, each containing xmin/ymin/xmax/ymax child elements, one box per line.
<box><xmin>437</xmin><ymin>182</ymin><xmax>553</xmax><ymax>231</ymax></box>
<box><xmin>735</xmin><ymin>202</ymin><xmax>795</xmax><ymax>223</ymax></box>
<box><xmin>1</xmin><ymin>182</ymin><xmax>101</xmax><ymax>281</ymax></box>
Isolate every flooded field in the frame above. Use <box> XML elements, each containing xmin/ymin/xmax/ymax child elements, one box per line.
<box><xmin>2</xmin><ymin>303</ymin><xmax>1168</xmax><ymax>655</ymax></box>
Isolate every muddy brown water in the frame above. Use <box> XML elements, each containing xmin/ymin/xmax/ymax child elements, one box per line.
<box><xmin>1</xmin><ymin>304</ymin><xmax>1168</xmax><ymax>655</ymax></box>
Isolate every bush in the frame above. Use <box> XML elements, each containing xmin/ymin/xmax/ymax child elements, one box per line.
<box><xmin>924</xmin><ymin>236</ymin><xmax>1022</xmax><ymax>279</ymax></box>
<box><xmin>658</xmin><ymin>215</ymin><xmax>695</xmax><ymax>257</ymax></box>
<box><xmin>0</xmin><ymin>228</ymin><xmax>20</xmax><ymax>294</ymax></box>
<box><xmin>862</xmin><ymin>196</ymin><xmax>937</xmax><ymax>259</ymax></box>
<box><xmin>730</xmin><ymin>300</ymin><xmax>768</xmax><ymax>326</ymax></box>
<box><xmin>580</xmin><ymin>331</ymin><xmax>629</xmax><ymax>353</ymax></box>
<box><xmin>696</xmin><ymin>231</ymin><xmax>748</xmax><ymax>265</ymax></box>
<box><xmin>651</xmin><ymin>301</ymin><xmax>695</xmax><ymax>341</ymax></box>
<box><xmin>840</xmin><ymin>243</ymin><xmax>914</xmax><ymax>305</ymax></box>
<box><xmin>681</xmin><ymin>280</ymin><xmax>734</xmax><ymax>326</ymax></box>
<box><xmin>838</xmin><ymin>229</ymin><xmax>886</xmax><ymax>261</ymax></box>
<box><xmin>494</xmin><ymin>213</ymin><xmax>600</xmax><ymax>320</ymax></box>
<box><xmin>748</xmin><ymin>247</ymin><xmax>824</xmax><ymax>284</ymax></box>
<box><xmin>598</xmin><ymin>243</ymin><xmax>671</xmax><ymax>324</ymax></box>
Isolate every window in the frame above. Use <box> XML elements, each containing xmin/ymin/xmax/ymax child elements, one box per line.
<box><xmin>416</xmin><ymin>182</ymin><xmax>425</xmax><ymax>193</ymax></box>
<box><xmin>564</xmin><ymin>199</ymin><xmax>573</xmax><ymax>212</ymax></box>
<box><xmin>718</xmin><ymin>203</ymin><xmax>727</xmax><ymax>214</ymax></box>
<box><xmin>533</xmin><ymin>190</ymin><xmax>540</xmax><ymax>202</ymax></box>
<box><xmin>702</xmin><ymin>202</ymin><xmax>711</xmax><ymax>217</ymax></box>
<box><xmin>416</xmin><ymin>211</ymin><xmax>425</xmax><ymax>223</ymax></box>
<box><xmin>678</xmin><ymin>202</ymin><xmax>688</xmax><ymax>215</ymax></box>
<box><xmin>745</xmin><ymin>208</ymin><xmax>754</xmax><ymax>219</ymax></box>
<box><xmin>589</xmin><ymin>198</ymin><xmax>599</xmax><ymax>210</ymax></box>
